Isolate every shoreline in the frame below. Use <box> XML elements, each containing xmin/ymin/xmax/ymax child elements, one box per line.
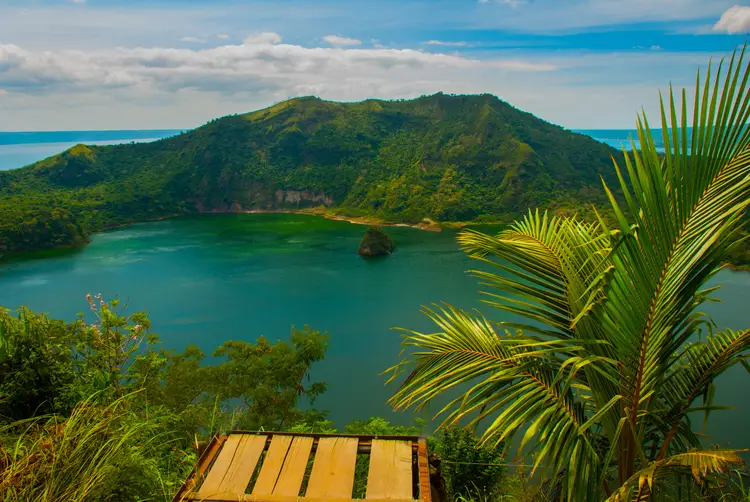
<box><xmin>233</xmin><ymin>208</ymin><xmax>445</xmax><ymax>232</ymax></box>
<box><xmin>5</xmin><ymin>209</ymin><xmax>749</xmax><ymax>273</ymax></box>
<box><xmin>0</xmin><ymin>208</ymin><xmax>447</xmax><ymax>261</ymax></box>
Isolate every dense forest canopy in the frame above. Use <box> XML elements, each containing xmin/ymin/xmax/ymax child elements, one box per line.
<box><xmin>0</xmin><ymin>92</ymin><xmax>747</xmax><ymax>266</ymax></box>
<box><xmin>0</xmin><ymin>93</ymin><xmax>622</xmax><ymax>247</ymax></box>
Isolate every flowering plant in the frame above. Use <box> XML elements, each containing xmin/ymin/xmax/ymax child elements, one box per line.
<box><xmin>72</xmin><ymin>293</ymin><xmax>157</xmax><ymax>399</ymax></box>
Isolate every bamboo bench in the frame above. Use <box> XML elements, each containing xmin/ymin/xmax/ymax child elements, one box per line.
<box><xmin>173</xmin><ymin>431</ymin><xmax>432</xmax><ymax>502</ymax></box>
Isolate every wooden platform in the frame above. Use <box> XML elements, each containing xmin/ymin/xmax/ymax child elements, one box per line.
<box><xmin>173</xmin><ymin>432</ymin><xmax>432</xmax><ymax>502</ymax></box>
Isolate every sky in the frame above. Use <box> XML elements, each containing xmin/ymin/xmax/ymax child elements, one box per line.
<box><xmin>0</xmin><ymin>0</ymin><xmax>748</xmax><ymax>131</ymax></box>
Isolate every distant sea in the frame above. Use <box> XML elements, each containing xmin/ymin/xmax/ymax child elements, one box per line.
<box><xmin>575</xmin><ymin>129</ymin><xmax>667</xmax><ymax>152</ymax></box>
<box><xmin>0</xmin><ymin>130</ymin><xmax>183</xmax><ymax>171</ymax></box>
<box><xmin>0</xmin><ymin>128</ymin><xmax>657</xmax><ymax>171</ymax></box>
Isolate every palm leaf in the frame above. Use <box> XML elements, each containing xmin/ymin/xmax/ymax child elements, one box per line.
<box><xmin>388</xmin><ymin>43</ymin><xmax>750</xmax><ymax>502</ymax></box>
<box><xmin>608</xmin><ymin>449</ymin><xmax>747</xmax><ymax>502</ymax></box>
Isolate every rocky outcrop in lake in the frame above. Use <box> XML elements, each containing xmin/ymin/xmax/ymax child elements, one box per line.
<box><xmin>358</xmin><ymin>227</ymin><xmax>394</xmax><ymax>256</ymax></box>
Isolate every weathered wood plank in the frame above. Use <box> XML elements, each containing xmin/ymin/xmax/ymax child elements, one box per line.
<box><xmin>172</xmin><ymin>435</ymin><xmax>225</xmax><ymax>502</ymax></box>
<box><xmin>198</xmin><ymin>434</ymin><xmax>245</xmax><ymax>497</ymax></box>
<box><xmin>216</xmin><ymin>434</ymin><xmax>268</xmax><ymax>494</ymax></box>
<box><xmin>273</xmin><ymin>436</ymin><xmax>314</xmax><ymax>497</ymax></box>
<box><xmin>305</xmin><ymin>437</ymin><xmax>358</xmax><ymax>498</ymax></box>
<box><xmin>417</xmin><ymin>438</ymin><xmax>431</xmax><ymax>502</ymax></box>
<box><xmin>366</xmin><ymin>439</ymin><xmax>413</xmax><ymax>500</ymax></box>
<box><xmin>252</xmin><ymin>435</ymin><xmax>293</xmax><ymax>495</ymax></box>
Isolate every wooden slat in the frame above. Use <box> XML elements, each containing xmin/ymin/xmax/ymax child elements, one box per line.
<box><xmin>305</xmin><ymin>437</ymin><xmax>358</xmax><ymax>498</ymax></box>
<box><xmin>417</xmin><ymin>438</ymin><xmax>431</xmax><ymax>502</ymax></box>
<box><xmin>272</xmin><ymin>436</ymin><xmax>314</xmax><ymax>497</ymax></box>
<box><xmin>198</xmin><ymin>434</ymin><xmax>245</xmax><ymax>497</ymax></box>
<box><xmin>366</xmin><ymin>439</ymin><xmax>413</xmax><ymax>500</ymax></box>
<box><xmin>217</xmin><ymin>434</ymin><xmax>268</xmax><ymax>494</ymax></box>
<box><xmin>252</xmin><ymin>435</ymin><xmax>293</xmax><ymax>495</ymax></box>
<box><xmin>172</xmin><ymin>435</ymin><xmax>225</xmax><ymax>502</ymax></box>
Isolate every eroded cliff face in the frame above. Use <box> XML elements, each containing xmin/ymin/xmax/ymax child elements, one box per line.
<box><xmin>274</xmin><ymin>190</ymin><xmax>333</xmax><ymax>206</ymax></box>
<box><xmin>193</xmin><ymin>187</ymin><xmax>334</xmax><ymax>213</ymax></box>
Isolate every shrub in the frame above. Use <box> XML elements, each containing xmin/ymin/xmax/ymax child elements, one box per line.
<box><xmin>430</xmin><ymin>426</ymin><xmax>506</xmax><ymax>500</ymax></box>
<box><xmin>0</xmin><ymin>308</ymin><xmax>76</xmax><ymax>420</ymax></box>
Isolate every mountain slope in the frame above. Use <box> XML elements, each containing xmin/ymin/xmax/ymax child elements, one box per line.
<box><xmin>0</xmin><ymin>93</ymin><xmax>624</xmax><ymax>255</ymax></box>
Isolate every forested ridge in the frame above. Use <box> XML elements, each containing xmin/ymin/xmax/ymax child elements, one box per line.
<box><xmin>1</xmin><ymin>92</ymin><xmax>747</xmax><ymax>266</ymax></box>
<box><xmin>0</xmin><ymin>93</ymin><xmax>623</xmax><ymax>251</ymax></box>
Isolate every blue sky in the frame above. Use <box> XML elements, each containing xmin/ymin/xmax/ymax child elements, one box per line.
<box><xmin>0</xmin><ymin>0</ymin><xmax>748</xmax><ymax>130</ymax></box>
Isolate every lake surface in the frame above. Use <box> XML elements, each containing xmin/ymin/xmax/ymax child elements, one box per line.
<box><xmin>1</xmin><ymin>213</ymin><xmax>748</xmax><ymax>452</ymax></box>
<box><xmin>0</xmin><ymin>128</ymin><xmax>746</xmax><ymax>453</ymax></box>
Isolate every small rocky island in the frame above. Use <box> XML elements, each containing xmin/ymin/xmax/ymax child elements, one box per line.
<box><xmin>358</xmin><ymin>227</ymin><xmax>394</xmax><ymax>256</ymax></box>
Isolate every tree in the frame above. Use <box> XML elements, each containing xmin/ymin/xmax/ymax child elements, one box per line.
<box><xmin>386</xmin><ymin>45</ymin><xmax>750</xmax><ymax>501</ymax></box>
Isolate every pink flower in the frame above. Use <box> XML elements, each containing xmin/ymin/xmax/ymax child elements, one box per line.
<box><xmin>86</xmin><ymin>293</ymin><xmax>92</xmax><ymax>302</ymax></box>
<box><xmin>134</xmin><ymin>324</ymin><xmax>142</xmax><ymax>332</ymax></box>
<box><xmin>131</xmin><ymin>335</ymin><xmax>138</xmax><ymax>341</ymax></box>
<box><xmin>100</xmin><ymin>300</ymin><xmax>105</xmax><ymax>306</ymax></box>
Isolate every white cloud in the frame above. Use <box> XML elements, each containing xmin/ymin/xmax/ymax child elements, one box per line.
<box><xmin>180</xmin><ymin>36</ymin><xmax>206</xmax><ymax>43</ymax></box>
<box><xmin>0</xmin><ymin>37</ymin><xmax>564</xmax><ymax>129</ymax></box>
<box><xmin>0</xmin><ymin>33</ymin><xmax>731</xmax><ymax>131</ymax></box>
<box><xmin>71</xmin><ymin>0</ymin><xmax>86</xmax><ymax>3</ymax></box>
<box><xmin>0</xmin><ymin>38</ymin><xmax>555</xmax><ymax>96</ymax></box>
<box><xmin>424</xmin><ymin>40</ymin><xmax>469</xmax><ymax>47</ymax></box>
<box><xmin>216</xmin><ymin>33</ymin><xmax>230</xmax><ymax>40</ymax></box>
<box><xmin>713</xmin><ymin>5</ymin><xmax>750</xmax><ymax>34</ymax></box>
<box><xmin>650</xmin><ymin>45</ymin><xmax>662</xmax><ymax>50</ymax></box>
<box><xmin>323</xmin><ymin>35</ymin><xmax>361</xmax><ymax>47</ymax></box>
<box><xmin>243</xmin><ymin>32</ymin><xmax>282</xmax><ymax>45</ymax></box>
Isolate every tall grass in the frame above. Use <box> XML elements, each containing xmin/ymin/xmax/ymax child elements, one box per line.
<box><xmin>0</xmin><ymin>394</ymin><xmax>170</xmax><ymax>502</ymax></box>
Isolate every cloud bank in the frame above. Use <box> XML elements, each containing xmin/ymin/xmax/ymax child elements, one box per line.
<box><xmin>713</xmin><ymin>5</ymin><xmax>750</xmax><ymax>34</ymax></box>
<box><xmin>0</xmin><ymin>38</ymin><xmax>556</xmax><ymax>100</ymax></box>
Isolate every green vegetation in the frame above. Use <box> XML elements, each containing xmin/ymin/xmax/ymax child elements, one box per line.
<box><xmin>429</xmin><ymin>426</ymin><xmax>506</xmax><ymax>500</ymax></box>
<box><xmin>387</xmin><ymin>46</ymin><xmax>750</xmax><ymax>500</ymax></box>
<box><xmin>358</xmin><ymin>226</ymin><xmax>395</xmax><ymax>255</ymax></box>
<box><xmin>2</xmin><ymin>35</ymin><xmax>750</xmax><ymax>502</ymax></box>
<box><xmin>0</xmin><ymin>92</ymin><xmax>628</xmax><ymax>258</ymax></box>
<box><xmin>0</xmin><ymin>297</ymin><xmax>511</xmax><ymax>501</ymax></box>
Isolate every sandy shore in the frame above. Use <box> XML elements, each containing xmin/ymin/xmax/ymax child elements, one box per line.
<box><xmin>235</xmin><ymin>208</ymin><xmax>445</xmax><ymax>232</ymax></box>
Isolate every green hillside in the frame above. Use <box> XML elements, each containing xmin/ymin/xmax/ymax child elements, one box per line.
<box><xmin>1</xmin><ymin>92</ymin><xmax>634</xmax><ymax>255</ymax></box>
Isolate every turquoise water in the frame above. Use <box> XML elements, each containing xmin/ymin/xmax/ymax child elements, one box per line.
<box><xmin>0</xmin><ymin>128</ymin><xmax>746</xmax><ymax>452</ymax></box>
<box><xmin>1</xmin><ymin>213</ymin><xmax>748</xmax><ymax>452</ymax></box>
<box><xmin>0</xmin><ymin>214</ymin><xmax>488</xmax><ymax>426</ymax></box>
<box><xmin>575</xmin><ymin>128</ymin><xmax>667</xmax><ymax>152</ymax></box>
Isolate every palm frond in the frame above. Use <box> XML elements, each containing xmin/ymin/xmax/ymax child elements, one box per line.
<box><xmin>388</xmin><ymin>43</ymin><xmax>750</xmax><ymax>502</ymax></box>
<box><xmin>458</xmin><ymin>210</ymin><xmax>611</xmax><ymax>341</ymax></box>
<box><xmin>385</xmin><ymin>305</ymin><xmax>613</xmax><ymax>499</ymax></box>
<box><xmin>608</xmin><ymin>449</ymin><xmax>747</xmax><ymax>502</ymax></box>
<box><xmin>590</xmin><ymin>45</ymin><xmax>750</xmax><ymax>482</ymax></box>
